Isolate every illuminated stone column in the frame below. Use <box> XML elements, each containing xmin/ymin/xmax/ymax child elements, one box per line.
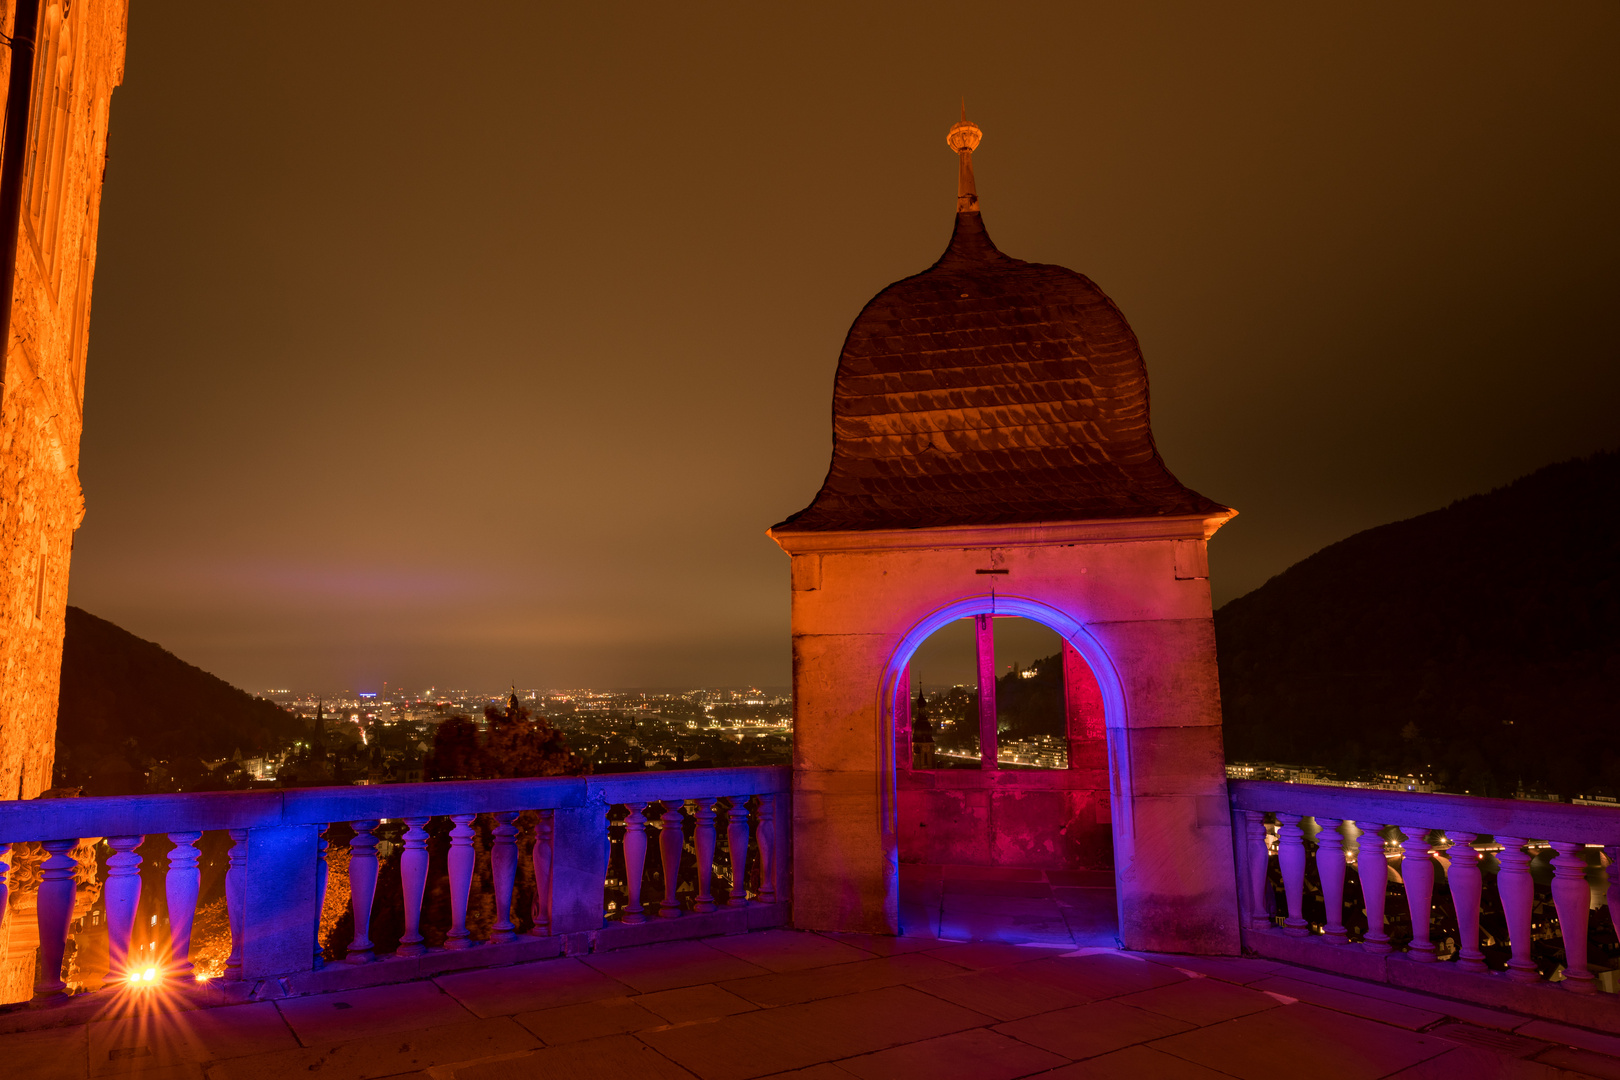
<box><xmin>726</xmin><ymin>798</ymin><xmax>750</xmax><ymax>905</ymax></box>
<box><xmin>1243</xmin><ymin>813</ymin><xmax>1270</xmax><ymax>929</ymax></box>
<box><xmin>689</xmin><ymin>799</ymin><xmax>718</xmax><ymax>913</ymax></box>
<box><xmin>34</xmin><ymin>839</ymin><xmax>78</xmax><ymax>995</ymax></box>
<box><xmin>1550</xmin><ymin>841</ymin><xmax>1596</xmax><ymax>993</ymax></box>
<box><xmin>166</xmin><ymin>831</ymin><xmax>203</xmax><ymax>975</ymax></box>
<box><xmin>1495</xmin><ymin>837</ymin><xmax>1539</xmax><ymax>981</ymax></box>
<box><xmin>396</xmin><ymin>818</ymin><xmax>430</xmax><ymax>957</ymax></box>
<box><xmin>755</xmin><ymin>794</ymin><xmax>778</xmax><ymax>905</ymax></box>
<box><xmin>621</xmin><ymin>803</ymin><xmax>649</xmax><ymax>924</ymax></box>
<box><xmin>224</xmin><ymin>830</ymin><xmax>248</xmax><ymax>979</ymax></box>
<box><xmin>104</xmin><ymin>836</ymin><xmax>142</xmax><ymax>981</ymax></box>
<box><xmin>1356</xmin><ymin>824</ymin><xmax>1391</xmax><ymax>953</ymax></box>
<box><xmin>657</xmin><ymin>803</ymin><xmax>685</xmax><ymax>918</ymax></box>
<box><xmin>531</xmin><ymin>811</ymin><xmax>554</xmax><ymax>935</ymax></box>
<box><xmin>1399</xmin><ymin>827</ymin><xmax>1436</xmax><ymax>961</ymax></box>
<box><xmin>1314</xmin><ymin>818</ymin><xmax>1347</xmax><ymax>944</ymax></box>
<box><xmin>490</xmin><ymin>812</ymin><xmax>519</xmax><ymax>942</ymax></box>
<box><xmin>1275</xmin><ymin>814</ymin><xmax>1308</xmax><ymax>936</ymax></box>
<box><xmin>1448</xmin><ymin>833</ymin><xmax>1487</xmax><ymax>972</ymax></box>
<box><xmin>975</xmin><ymin>614</ymin><xmax>997</xmax><ymax>768</ymax></box>
<box><xmin>444</xmin><ymin>815</ymin><xmax>477</xmax><ymax>949</ymax></box>
<box><xmin>345</xmin><ymin>821</ymin><xmax>379</xmax><ymax>963</ymax></box>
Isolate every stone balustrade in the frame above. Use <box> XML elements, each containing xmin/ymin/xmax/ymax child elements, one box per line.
<box><xmin>0</xmin><ymin>766</ymin><xmax>788</xmax><ymax>1000</ymax></box>
<box><xmin>1230</xmin><ymin>781</ymin><xmax>1620</xmax><ymax>1019</ymax></box>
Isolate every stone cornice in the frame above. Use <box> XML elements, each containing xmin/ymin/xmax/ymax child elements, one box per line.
<box><xmin>768</xmin><ymin>510</ymin><xmax>1237</xmax><ymax>555</ymax></box>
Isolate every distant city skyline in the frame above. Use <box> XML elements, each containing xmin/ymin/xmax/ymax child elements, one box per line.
<box><xmin>67</xmin><ymin>3</ymin><xmax>1619</xmax><ymax>690</ymax></box>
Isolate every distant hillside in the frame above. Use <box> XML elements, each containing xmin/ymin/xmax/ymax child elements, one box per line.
<box><xmin>56</xmin><ymin>607</ymin><xmax>303</xmax><ymax>795</ymax></box>
<box><xmin>1218</xmin><ymin>451</ymin><xmax>1620</xmax><ymax>798</ymax></box>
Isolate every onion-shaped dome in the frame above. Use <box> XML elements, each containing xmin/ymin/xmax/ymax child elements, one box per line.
<box><xmin>774</xmin><ymin>115</ymin><xmax>1227</xmax><ymax>534</ymax></box>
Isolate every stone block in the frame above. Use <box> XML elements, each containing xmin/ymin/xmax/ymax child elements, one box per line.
<box><xmin>1087</xmin><ymin>619</ymin><xmax>1223</xmax><ymax>729</ymax></box>
<box><xmin>791</xmin><ymin>769</ymin><xmax>894</xmax><ymax>934</ymax></box>
<box><xmin>239</xmin><ymin>825</ymin><xmax>318</xmax><ymax>980</ymax></box>
<box><xmin>549</xmin><ymin>805</ymin><xmax>608</xmax><ymax>936</ymax></box>
<box><xmin>1114</xmin><ymin>795</ymin><xmax>1240</xmax><ymax>954</ymax></box>
<box><xmin>1125</xmin><ymin>725</ymin><xmax>1231</xmax><ymax>798</ymax></box>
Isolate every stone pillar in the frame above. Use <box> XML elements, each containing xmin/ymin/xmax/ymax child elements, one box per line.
<box><xmin>975</xmin><ymin>614</ymin><xmax>997</xmax><ymax>768</ymax></box>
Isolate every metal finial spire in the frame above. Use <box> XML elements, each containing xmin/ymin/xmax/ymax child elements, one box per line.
<box><xmin>946</xmin><ymin>102</ymin><xmax>983</xmax><ymax>213</ymax></box>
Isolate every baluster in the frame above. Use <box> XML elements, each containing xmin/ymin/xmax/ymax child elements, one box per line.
<box><xmin>397</xmin><ymin>818</ymin><xmax>430</xmax><ymax>956</ymax></box>
<box><xmin>689</xmin><ymin>798</ymin><xmax>718</xmax><ymax>913</ymax></box>
<box><xmin>531</xmin><ymin>811</ymin><xmax>554</xmax><ymax>935</ymax></box>
<box><xmin>1315</xmin><ymin>818</ymin><xmax>1348</xmax><ymax>944</ymax></box>
<box><xmin>1399</xmin><ymin>829</ymin><xmax>1438</xmax><ymax>965</ymax></box>
<box><xmin>224</xmin><ymin>830</ymin><xmax>248</xmax><ymax>979</ymax></box>
<box><xmin>1550</xmin><ymin>840</ymin><xmax>1596</xmax><ymax>993</ymax></box>
<box><xmin>756</xmin><ymin>794</ymin><xmax>777</xmax><ymax>904</ymax></box>
<box><xmin>1448</xmin><ymin>833</ymin><xmax>1487</xmax><ymax>972</ymax></box>
<box><xmin>0</xmin><ymin>844</ymin><xmax>8</xmax><ymax>934</ymax></box>
<box><xmin>105</xmin><ymin>835</ymin><xmax>143</xmax><ymax>982</ymax></box>
<box><xmin>490</xmin><ymin>812</ymin><xmax>519</xmax><ymax>942</ymax></box>
<box><xmin>346</xmin><ymin>821</ymin><xmax>380</xmax><ymax>963</ymax></box>
<box><xmin>727</xmin><ymin>797</ymin><xmax>751</xmax><ymax>905</ymax></box>
<box><xmin>1275</xmin><ymin>814</ymin><xmax>1308</xmax><ymax>936</ymax></box>
<box><xmin>1399</xmin><ymin>826</ymin><xmax>1436</xmax><ymax>961</ymax></box>
<box><xmin>1244</xmin><ymin>812</ymin><xmax>1270</xmax><ymax>929</ymax></box>
<box><xmin>445</xmin><ymin>814</ymin><xmax>477</xmax><ymax>949</ymax></box>
<box><xmin>315</xmin><ymin>824</ymin><xmax>332</xmax><ymax>966</ymax></box>
<box><xmin>1357</xmin><ymin>823</ymin><xmax>1391</xmax><ymax>953</ymax></box>
<box><xmin>166</xmin><ymin>831</ymin><xmax>203</xmax><ymax>976</ymax></box>
<box><xmin>1495</xmin><ymin>837</ymin><xmax>1539</xmax><ymax>981</ymax></box>
<box><xmin>35</xmin><ymin>839</ymin><xmax>79</xmax><ymax>996</ymax></box>
<box><xmin>657</xmin><ymin>802</ymin><xmax>685</xmax><ymax>918</ymax></box>
<box><xmin>621</xmin><ymin>803</ymin><xmax>649</xmax><ymax>924</ymax></box>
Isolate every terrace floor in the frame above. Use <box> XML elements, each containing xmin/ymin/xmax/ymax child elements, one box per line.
<box><xmin>9</xmin><ymin>925</ymin><xmax>1620</xmax><ymax>1080</ymax></box>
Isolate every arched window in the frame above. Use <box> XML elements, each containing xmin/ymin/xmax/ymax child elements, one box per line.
<box><xmin>898</xmin><ymin>616</ymin><xmax>1105</xmax><ymax>772</ymax></box>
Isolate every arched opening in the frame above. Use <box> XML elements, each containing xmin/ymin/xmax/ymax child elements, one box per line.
<box><xmin>887</xmin><ymin>602</ymin><xmax>1119</xmax><ymax>945</ymax></box>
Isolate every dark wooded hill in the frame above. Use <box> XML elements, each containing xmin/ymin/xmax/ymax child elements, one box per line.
<box><xmin>1218</xmin><ymin>451</ymin><xmax>1620</xmax><ymax>799</ymax></box>
<box><xmin>56</xmin><ymin>606</ymin><xmax>303</xmax><ymax>795</ymax></box>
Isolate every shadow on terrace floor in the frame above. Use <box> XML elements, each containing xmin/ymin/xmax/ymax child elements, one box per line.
<box><xmin>7</xmin><ymin>928</ymin><xmax>1620</xmax><ymax>1079</ymax></box>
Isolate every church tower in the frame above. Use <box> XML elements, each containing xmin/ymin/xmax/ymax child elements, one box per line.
<box><xmin>770</xmin><ymin>111</ymin><xmax>1241</xmax><ymax>953</ymax></box>
<box><xmin>0</xmin><ymin>1</ymin><xmax>128</xmax><ymax>800</ymax></box>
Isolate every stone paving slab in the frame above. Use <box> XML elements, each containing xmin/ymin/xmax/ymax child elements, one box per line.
<box><xmin>1150</xmin><ymin>1001</ymin><xmax>1454</xmax><ymax>1080</ymax></box>
<box><xmin>85</xmin><ymin>1001</ymin><xmax>296</xmax><ymax>1076</ymax></box>
<box><xmin>452</xmin><ymin>1032</ymin><xmax>697</xmax><ymax>1080</ymax></box>
<box><xmin>580</xmin><ymin>939</ymin><xmax>770</xmax><ymax>993</ymax></box>
<box><xmin>719</xmin><ymin>952</ymin><xmax>967</xmax><ymax>1008</ymax></box>
<box><xmin>993</xmin><ymin>998</ymin><xmax>1196</xmax><ymax>1060</ymax></box>
<box><xmin>1114</xmin><ymin>975</ymin><xmax>1284</xmax><ymax>1027</ymax></box>
<box><xmin>1249</xmin><ymin>973</ymin><xmax>1447</xmax><ymax>1031</ymax></box>
<box><xmin>833</xmin><ymin>1027</ymin><xmax>1066</xmax><ymax>1080</ymax></box>
<box><xmin>908</xmin><ymin>967</ymin><xmax>1092</xmax><ymax>1020</ymax></box>
<box><xmin>275</xmin><ymin>982</ymin><xmax>473</xmax><ymax>1045</ymax></box>
<box><xmin>637</xmin><ymin>984</ymin><xmax>993</xmax><ymax>1080</ymax></box>
<box><xmin>5</xmin><ymin>929</ymin><xmax>1620</xmax><ymax>1080</ymax></box>
<box><xmin>206</xmin><ymin>1016</ymin><xmax>538</xmax><ymax>1080</ymax></box>
<box><xmin>705</xmin><ymin>930</ymin><xmax>871</xmax><ymax>973</ymax></box>
<box><xmin>435</xmin><ymin>956</ymin><xmax>632</xmax><ymax>1017</ymax></box>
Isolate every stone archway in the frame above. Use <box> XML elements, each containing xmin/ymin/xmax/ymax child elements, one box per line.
<box><xmin>880</xmin><ymin>596</ymin><xmax>1129</xmax><ymax>942</ymax></box>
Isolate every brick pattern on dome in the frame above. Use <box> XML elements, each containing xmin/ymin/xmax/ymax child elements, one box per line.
<box><xmin>775</xmin><ymin>212</ymin><xmax>1226</xmax><ymax>532</ymax></box>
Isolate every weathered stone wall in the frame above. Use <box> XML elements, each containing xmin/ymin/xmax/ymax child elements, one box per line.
<box><xmin>775</xmin><ymin>520</ymin><xmax>1243</xmax><ymax>954</ymax></box>
<box><xmin>0</xmin><ymin>0</ymin><xmax>128</xmax><ymax>801</ymax></box>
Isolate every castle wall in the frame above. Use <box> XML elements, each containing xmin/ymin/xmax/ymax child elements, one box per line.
<box><xmin>0</xmin><ymin>0</ymin><xmax>128</xmax><ymax>801</ymax></box>
<box><xmin>777</xmin><ymin>519</ymin><xmax>1243</xmax><ymax>954</ymax></box>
